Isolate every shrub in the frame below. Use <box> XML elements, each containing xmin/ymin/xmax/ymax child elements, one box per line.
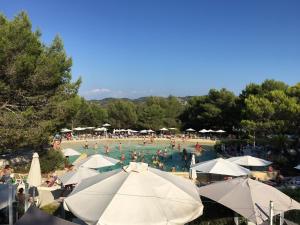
<box><xmin>39</xmin><ymin>149</ymin><xmax>65</xmax><ymax>173</ymax></box>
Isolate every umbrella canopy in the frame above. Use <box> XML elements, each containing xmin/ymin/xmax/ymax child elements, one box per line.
<box><xmin>168</xmin><ymin>128</ymin><xmax>177</xmax><ymax>130</ymax></box>
<box><xmin>186</xmin><ymin>128</ymin><xmax>196</xmax><ymax>132</ymax></box>
<box><xmin>198</xmin><ymin>177</ymin><xmax>300</xmax><ymax>224</ymax></box>
<box><xmin>215</xmin><ymin>130</ymin><xmax>226</xmax><ymax>133</ymax></box>
<box><xmin>191</xmin><ymin>158</ymin><xmax>250</xmax><ymax>177</ymax></box>
<box><xmin>0</xmin><ymin>184</ymin><xmax>17</xmax><ymax>210</ymax></box>
<box><xmin>61</xmin><ymin>128</ymin><xmax>72</xmax><ymax>133</ymax></box>
<box><xmin>74</xmin><ymin>154</ymin><xmax>119</xmax><ymax>169</ymax></box>
<box><xmin>95</xmin><ymin>127</ymin><xmax>107</xmax><ymax>132</ymax></box>
<box><xmin>15</xmin><ymin>206</ymin><xmax>77</xmax><ymax>225</ymax></box>
<box><xmin>64</xmin><ymin>162</ymin><xmax>203</xmax><ymax>225</ymax></box>
<box><xmin>207</xmin><ymin>129</ymin><xmax>215</xmax><ymax>132</ymax></box>
<box><xmin>62</xmin><ymin>148</ymin><xmax>81</xmax><ymax>157</ymax></box>
<box><xmin>27</xmin><ymin>153</ymin><xmax>42</xmax><ymax>187</ymax></box>
<box><xmin>147</xmin><ymin>129</ymin><xmax>155</xmax><ymax>133</ymax></box>
<box><xmin>139</xmin><ymin>130</ymin><xmax>148</xmax><ymax>134</ymax></box>
<box><xmin>102</xmin><ymin>123</ymin><xmax>111</xmax><ymax>127</ymax></box>
<box><xmin>294</xmin><ymin>164</ymin><xmax>300</xmax><ymax>170</ymax></box>
<box><xmin>160</xmin><ymin>127</ymin><xmax>169</xmax><ymax>131</ymax></box>
<box><xmin>190</xmin><ymin>154</ymin><xmax>197</xmax><ymax>180</ymax></box>
<box><xmin>85</xmin><ymin>127</ymin><xmax>95</xmax><ymax>130</ymax></box>
<box><xmin>227</xmin><ymin>155</ymin><xmax>272</xmax><ymax>167</ymax></box>
<box><xmin>59</xmin><ymin>167</ymin><xmax>99</xmax><ymax>186</ymax></box>
<box><xmin>73</xmin><ymin>127</ymin><xmax>86</xmax><ymax>131</ymax></box>
<box><xmin>199</xmin><ymin>129</ymin><xmax>209</xmax><ymax>133</ymax></box>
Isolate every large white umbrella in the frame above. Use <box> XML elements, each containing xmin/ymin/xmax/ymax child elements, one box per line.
<box><xmin>168</xmin><ymin>128</ymin><xmax>177</xmax><ymax>130</ymax></box>
<box><xmin>140</xmin><ymin>130</ymin><xmax>148</xmax><ymax>134</ymax></box>
<box><xmin>207</xmin><ymin>129</ymin><xmax>215</xmax><ymax>132</ymax></box>
<box><xmin>191</xmin><ymin>158</ymin><xmax>250</xmax><ymax>177</ymax></box>
<box><xmin>160</xmin><ymin>127</ymin><xmax>169</xmax><ymax>131</ymax></box>
<box><xmin>147</xmin><ymin>129</ymin><xmax>155</xmax><ymax>133</ymax></box>
<box><xmin>215</xmin><ymin>129</ymin><xmax>226</xmax><ymax>133</ymax></box>
<box><xmin>294</xmin><ymin>164</ymin><xmax>300</xmax><ymax>170</ymax></box>
<box><xmin>74</xmin><ymin>154</ymin><xmax>119</xmax><ymax>169</ymax></box>
<box><xmin>102</xmin><ymin>123</ymin><xmax>111</xmax><ymax>127</ymax></box>
<box><xmin>227</xmin><ymin>155</ymin><xmax>272</xmax><ymax>167</ymax></box>
<box><xmin>64</xmin><ymin>162</ymin><xmax>203</xmax><ymax>225</ymax></box>
<box><xmin>199</xmin><ymin>129</ymin><xmax>209</xmax><ymax>133</ymax></box>
<box><xmin>95</xmin><ymin>127</ymin><xmax>107</xmax><ymax>132</ymax></box>
<box><xmin>27</xmin><ymin>152</ymin><xmax>42</xmax><ymax>187</ymax></box>
<box><xmin>62</xmin><ymin>148</ymin><xmax>81</xmax><ymax>157</ymax></box>
<box><xmin>73</xmin><ymin>127</ymin><xmax>86</xmax><ymax>131</ymax></box>
<box><xmin>186</xmin><ymin>128</ymin><xmax>196</xmax><ymax>132</ymax></box>
<box><xmin>198</xmin><ymin>177</ymin><xmax>300</xmax><ymax>224</ymax></box>
<box><xmin>59</xmin><ymin>167</ymin><xmax>99</xmax><ymax>186</ymax></box>
<box><xmin>61</xmin><ymin>128</ymin><xmax>72</xmax><ymax>133</ymax></box>
<box><xmin>190</xmin><ymin>154</ymin><xmax>197</xmax><ymax>180</ymax></box>
<box><xmin>0</xmin><ymin>184</ymin><xmax>17</xmax><ymax>210</ymax></box>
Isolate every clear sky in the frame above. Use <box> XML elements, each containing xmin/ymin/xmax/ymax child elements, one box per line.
<box><xmin>1</xmin><ymin>0</ymin><xmax>300</xmax><ymax>99</ymax></box>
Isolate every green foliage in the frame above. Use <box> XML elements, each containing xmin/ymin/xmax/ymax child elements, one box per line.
<box><xmin>180</xmin><ymin>88</ymin><xmax>239</xmax><ymax>131</ymax></box>
<box><xmin>281</xmin><ymin>188</ymin><xmax>300</xmax><ymax>224</ymax></box>
<box><xmin>39</xmin><ymin>150</ymin><xmax>64</xmax><ymax>173</ymax></box>
<box><xmin>0</xmin><ymin>12</ymin><xmax>80</xmax><ymax>150</ymax></box>
<box><xmin>107</xmin><ymin>100</ymin><xmax>137</xmax><ymax>128</ymax></box>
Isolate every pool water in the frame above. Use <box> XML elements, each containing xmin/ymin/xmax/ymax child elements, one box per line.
<box><xmin>69</xmin><ymin>143</ymin><xmax>216</xmax><ymax>172</ymax></box>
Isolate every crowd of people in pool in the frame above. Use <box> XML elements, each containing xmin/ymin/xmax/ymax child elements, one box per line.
<box><xmin>78</xmin><ymin>138</ymin><xmax>204</xmax><ymax>172</ymax></box>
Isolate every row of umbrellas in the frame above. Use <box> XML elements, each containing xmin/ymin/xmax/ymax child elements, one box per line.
<box><xmin>61</xmin><ymin>127</ymin><xmax>226</xmax><ymax>133</ymax></box>
<box><xmin>13</xmin><ymin>152</ymin><xmax>300</xmax><ymax>225</ymax></box>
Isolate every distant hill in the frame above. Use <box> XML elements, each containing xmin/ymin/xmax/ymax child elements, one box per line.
<box><xmin>89</xmin><ymin>96</ymin><xmax>193</xmax><ymax>107</ymax></box>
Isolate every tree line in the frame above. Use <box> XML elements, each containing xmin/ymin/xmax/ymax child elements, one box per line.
<box><xmin>1</xmin><ymin>13</ymin><xmax>300</xmax><ymax>151</ymax></box>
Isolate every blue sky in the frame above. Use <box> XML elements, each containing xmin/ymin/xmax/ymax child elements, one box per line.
<box><xmin>1</xmin><ymin>0</ymin><xmax>300</xmax><ymax>99</ymax></box>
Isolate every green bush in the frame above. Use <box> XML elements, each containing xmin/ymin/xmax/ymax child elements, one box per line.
<box><xmin>39</xmin><ymin>149</ymin><xmax>65</xmax><ymax>173</ymax></box>
<box><xmin>281</xmin><ymin>188</ymin><xmax>300</xmax><ymax>224</ymax></box>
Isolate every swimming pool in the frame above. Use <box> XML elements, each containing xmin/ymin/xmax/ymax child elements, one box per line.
<box><xmin>66</xmin><ymin>141</ymin><xmax>217</xmax><ymax>172</ymax></box>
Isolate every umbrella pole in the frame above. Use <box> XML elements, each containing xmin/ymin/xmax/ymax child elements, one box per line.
<box><xmin>8</xmin><ymin>183</ymin><xmax>13</xmax><ymax>225</ymax></box>
<box><xmin>269</xmin><ymin>201</ymin><xmax>274</xmax><ymax>225</ymax></box>
<box><xmin>279</xmin><ymin>212</ymin><xmax>284</xmax><ymax>225</ymax></box>
<box><xmin>234</xmin><ymin>213</ymin><xmax>239</xmax><ymax>225</ymax></box>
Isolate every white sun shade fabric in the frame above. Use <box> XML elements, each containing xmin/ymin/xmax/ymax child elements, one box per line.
<box><xmin>64</xmin><ymin>162</ymin><xmax>203</xmax><ymax>225</ymax></box>
<box><xmin>73</xmin><ymin>154</ymin><xmax>119</xmax><ymax>169</ymax></box>
<box><xmin>191</xmin><ymin>158</ymin><xmax>250</xmax><ymax>177</ymax></box>
<box><xmin>62</xmin><ymin>148</ymin><xmax>81</xmax><ymax>157</ymax></box>
<box><xmin>227</xmin><ymin>155</ymin><xmax>272</xmax><ymax>167</ymax></box>
<box><xmin>198</xmin><ymin>177</ymin><xmax>300</xmax><ymax>224</ymax></box>
<box><xmin>59</xmin><ymin>167</ymin><xmax>99</xmax><ymax>186</ymax></box>
<box><xmin>27</xmin><ymin>152</ymin><xmax>42</xmax><ymax>187</ymax></box>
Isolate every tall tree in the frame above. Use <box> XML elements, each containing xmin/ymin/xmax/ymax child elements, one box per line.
<box><xmin>0</xmin><ymin>12</ymin><xmax>80</xmax><ymax>150</ymax></box>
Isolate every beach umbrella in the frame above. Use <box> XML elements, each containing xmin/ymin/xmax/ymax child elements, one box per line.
<box><xmin>27</xmin><ymin>153</ymin><xmax>42</xmax><ymax>187</ymax></box>
<box><xmin>73</xmin><ymin>127</ymin><xmax>86</xmax><ymax>131</ymax></box>
<box><xmin>102</xmin><ymin>123</ymin><xmax>111</xmax><ymax>127</ymax></box>
<box><xmin>198</xmin><ymin>177</ymin><xmax>300</xmax><ymax>224</ymax></box>
<box><xmin>147</xmin><ymin>129</ymin><xmax>155</xmax><ymax>133</ymax></box>
<box><xmin>64</xmin><ymin>162</ymin><xmax>203</xmax><ymax>225</ymax></box>
<box><xmin>294</xmin><ymin>164</ymin><xmax>300</xmax><ymax>170</ymax></box>
<box><xmin>207</xmin><ymin>129</ymin><xmax>215</xmax><ymax>132</ymax></box>
<box><xmin>62</xmin><ymin>148</ymin><xmax>81</xmax><ymax>157</ymax></box>
<box><xmin>0</xmin><ymin>184</ymin><xmax>17</xmax><ymax>210</ymax></box>
<box><xmin>15</xmin><ymin>206</ymin><xmax>77</xmax><ymax>225</ymax></box>
<box><xmin>227</xmin><ymin>155</ymin><xmax>272</xmax><ymax>167</ymax></box>
<box><xmin>59</xmin><ymin>167</ymin><xmax>99</xmax><ymax>186</ymax></box>
<box><xmin>160</xmin><ymin>127</ymin><xmax>168</xmax><ymax>131</ymax></box>
<box><xmin>85</xmin><ymin>127</ymin><xmax>95</xmax><ymax>131</ymax></box>
<box><xmin>61</xmin><ymin>128</ymin><xmax>72</xmax><ymax>133</ymax></box>
<box><xmin>199</xmin><ymin>129</ymin><xmax>209</xmax><ymax>133</ymax></box>
<box><xmin>94</xmin><ymin>127</ymin><xmax>107</xmax><ymax>132</ymax></box>
<box><xmin>190</xmin><ymin>154</ymin><xmax>197</xmax><ymax>180</ymax></box>
<box><xmin>140</xmin><ymin>130</ymin><xmax>148</xmax><ymax>134</ymax></box>
<box><xmin>186</xmin><ymin>128</ymin><xmax>196</xmax><ymax>132</ymax></box>
<box><xmin>191</xmin><ymin>158</ymin><xmax>250</xmax><ymax>177</ymax></box>
<box><xmin>215</xmin><ymin>130</ymin><xmax>226</xmax><ymax>133</ymax></box>
<box><xmin>168</xmin><ymin>128</ymin><xmax>177</xmax><ymax>130</ymax></box>
<box><xmin>74</xmin><ymin>154</ymin><xmax>119</xmax><ymax>169</ymax></box>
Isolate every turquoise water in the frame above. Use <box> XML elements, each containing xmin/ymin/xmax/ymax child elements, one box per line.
<box><xmin>69</xmin><ymin>143</ymin><xmax>217</xmax><ymax>172</ymax></box>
